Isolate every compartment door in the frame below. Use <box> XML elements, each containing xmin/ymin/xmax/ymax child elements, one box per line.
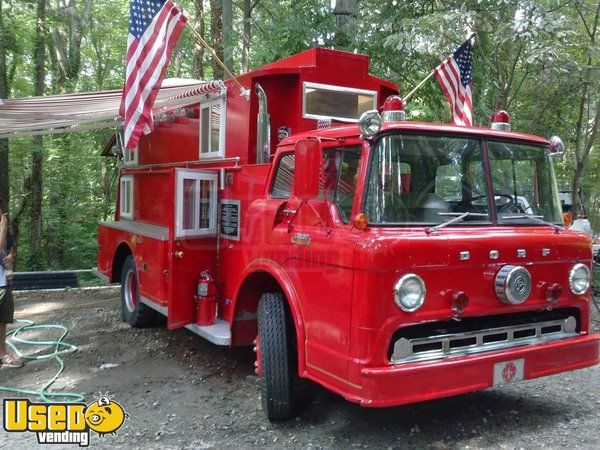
<box><xmin>168</xmin><ymin>168</ymin><xmax>219</xmax><ymax>329</ymax></box>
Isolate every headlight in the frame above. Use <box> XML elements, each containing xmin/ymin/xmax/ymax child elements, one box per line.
<box><xmin>393</xmin><ymin>274</ymin><xmax>426</xmax><ymax>312</ymax></box>
<box><xmin>569</xmin><ymin>263</ymin><xmax>591</xmax><ymax>295</ymax></box>
<box><xmin>358</xmin><ymin>110</ymin><xmax>382</xmax><ymax>136</ymax></box>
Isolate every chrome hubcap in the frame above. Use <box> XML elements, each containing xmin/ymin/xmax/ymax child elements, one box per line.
<box><xmin>124</xmin><ymin>269</ymin><xmax>138</xmax><ymax>313</ymax></box>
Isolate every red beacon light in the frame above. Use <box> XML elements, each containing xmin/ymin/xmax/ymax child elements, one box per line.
<box><xmin>382</xmin><ymin>95</ymin><xmax>406</xmax><ymax>122</ymax></box>
<box><xmin>490</xmin><ymin>110</ymin><xmax>511</xmax><ymax>131</ymax></box>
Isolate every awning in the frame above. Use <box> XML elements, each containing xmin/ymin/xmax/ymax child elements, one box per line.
<box><xmin>0</xmin><ymin>79</ymin><xmax>225</xmax><ymax>139</ymax></box>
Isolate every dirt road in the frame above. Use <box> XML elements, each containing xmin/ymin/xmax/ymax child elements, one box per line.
<box><xmin>1</xmin><ymin>288</ymin><xmax>599</xmax><ymax>449</ymax></box>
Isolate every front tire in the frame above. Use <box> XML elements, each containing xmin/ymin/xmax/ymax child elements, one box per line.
<box><xmin>120</xmin><ymin>255</ymin><xmax>157</xmax><ymax>327</ymax></box>
<box><xmin>257</xmin><ymin>292</ymin><xmax>296</xmax><ymax>421</ymax></box>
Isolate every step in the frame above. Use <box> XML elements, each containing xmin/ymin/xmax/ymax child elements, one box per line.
<box><xmin>185</xmin><ymin>319</ymin><xmax>231</xmax><ymax>346</ymax></box>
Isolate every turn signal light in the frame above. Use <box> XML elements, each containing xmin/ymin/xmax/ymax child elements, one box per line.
<box><xmin>451</xmin><ymin>291</ymin><xmax>469</xmax><ymax>315</ymax></box>
<box><xmin>353</xmin><ymin>213</ymin><xmax>369</xmax><ymax>231</ymax></box>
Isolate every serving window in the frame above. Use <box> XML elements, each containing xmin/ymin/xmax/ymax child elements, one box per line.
<box><xmin>175</xmin><ymin>169</ymin><xmax>218</xmax><ymax>238</ymax></box>
<box><xmin>302</xmin><ymin>82</ymin><xmax>377</xmax><ymax>123</ymax></box>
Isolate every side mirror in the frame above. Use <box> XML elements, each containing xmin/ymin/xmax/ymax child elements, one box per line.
<box><xmin>294</xmin><ymin>139</ymin><xmax>322</xmax><ymax>201</ymax></box>
<box><xmin>549</xmin><ymin>136</ymin><xmax>565</xmax><ymax>157</ymax></box>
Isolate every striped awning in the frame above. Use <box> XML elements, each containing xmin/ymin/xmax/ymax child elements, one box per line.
<box><xmin>0</xmin><ymin>79</ymin><xmax>225</xmax><ymax>138</ymax></box>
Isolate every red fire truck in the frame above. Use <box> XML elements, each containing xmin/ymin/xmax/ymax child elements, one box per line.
<box><xmin>96</xmin><ymin>48</ymin><xmax>599</xmax><ymax>421</ymax></box>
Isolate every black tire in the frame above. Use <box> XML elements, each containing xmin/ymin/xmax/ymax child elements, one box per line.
<box><xmin>120</xmin><ymin>255</ymin><xmax>157</xmax><ymax>327</ymax></box>
<box><xmin>257</xmin><ymin>292</ymin><xmax>296</xmax><ymax>421</ymax></box>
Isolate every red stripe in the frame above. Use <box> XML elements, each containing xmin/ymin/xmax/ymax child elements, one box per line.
<box><xmin>447</xmin><ymin>59</ymin><xmax>473</xmax><ymax>126</ymax></box>
<box><xmin>435</xmin><ymin>62</ymin><xmax>462</xmax><ymax>125</ymax></box>
<box><xmin>445</xmin><ymin>61</ymin><xmax>468</xmax><ymax>125</ymax></box>
<box><xmin>435</xmin><ymin>57</ymin><xmax>473</xmax><ymax>126</ymax></box>
<box><xmin>125</xmin><ymin>12</ymin><xmax>185</xmax><ymax>148</ymax></box>
<box><xmin>125</xmin><ymin>37</ymin><xmax>139</xmax><ymax>64</ymax></box>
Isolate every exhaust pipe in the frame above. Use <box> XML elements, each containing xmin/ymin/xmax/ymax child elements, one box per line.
<box><xmin>255</xmin><ymin>83</ymin><xmax>271</xmax><ymax>164</ymax></box>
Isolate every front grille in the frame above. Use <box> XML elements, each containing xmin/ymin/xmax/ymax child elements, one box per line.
<box><xmin>390</xmin><ymin>308</ymin><xmax>580</xmax><ymax>364</ymax></box>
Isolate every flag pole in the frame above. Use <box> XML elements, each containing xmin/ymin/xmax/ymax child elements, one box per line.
<box><xmin>185</xmin><ymin>22</ymin><xmax>250</xmax><ymax>100</ymax></box>
<box><xmin>402</xmin><ymin>68</ymin><xmax>439</xmax><ymax>104</ymax></box>
<box><xmin>402</xmin><ymin>33</ymin><xmax>476</xmax><ymax>104</ymax></box>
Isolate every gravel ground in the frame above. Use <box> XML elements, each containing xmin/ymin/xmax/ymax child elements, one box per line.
<box><xmin>1</xmin><ymin>287</ymin><xmax>599</xmax><ymax>449</ymax></box>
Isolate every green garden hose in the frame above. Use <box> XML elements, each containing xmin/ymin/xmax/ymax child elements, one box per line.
<box><xmin>0</xmin><ymin>319</ymin><xmax>85</xmax><ymax>403</ymax></box>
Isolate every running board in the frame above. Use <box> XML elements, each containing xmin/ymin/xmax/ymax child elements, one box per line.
<box><xmin>141</xmin><ymin>296</ymin><xmax>168</xmax><ymax>315</ymax></box>
<box><xmin>185</xmin><ymin>320</ymin><xmax>231</xmax><ymax>346</ymax></box>
<box><xmin>140</xmin><ymin>297</ymin><xmax>231</xmax><ymax>346</ymax></box>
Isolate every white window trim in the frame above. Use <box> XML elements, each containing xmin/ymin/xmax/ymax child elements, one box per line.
<box><xmin>175</xmin><ymin>169</ymin><xmax>218</xmax><ymax>239</ymax></box>
<box><xmin>123</xmin><ymin>145</ymin><xmax>139</xmax><ymax>166</ymax></box>
<box><xmin>120</xmin><ymin>175</ymin><xmax>134</xmax><ymax>220</ymax></box>
<box><xmin>199</xmin><ymin>97</ymin><xmax>227</xmax><ymax>159</ymax></box>
<box><xmin>302</xmin><ymin>81</ymin><xmax>378</xmax><ymax>123</ymax></box>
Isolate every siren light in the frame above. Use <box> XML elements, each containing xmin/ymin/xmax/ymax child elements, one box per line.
<box><xmin>382</xmin><ymin>95</ymin><xmax>406</xmax><ymax>122</ymax></box>
<box><xmin>491</xmin><ymin>110</ymin><xmax>511</xmax><ymax>131</ymax></box>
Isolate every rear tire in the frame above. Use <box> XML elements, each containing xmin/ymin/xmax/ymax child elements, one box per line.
<box><xmin>257</xmin><ymin>292</ymin><xmax>296</xmax><ymax>421</ymax></box>
<box><xmin>120</xmin><ymin>255</ymin><xmax>157</xmax><ymax>327</ymax></box>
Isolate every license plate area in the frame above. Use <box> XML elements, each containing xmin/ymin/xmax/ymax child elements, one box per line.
<box><xmin>493</xmin><ymin>358</ymin><xmax>524</xmax><ymax>385</ymax></box>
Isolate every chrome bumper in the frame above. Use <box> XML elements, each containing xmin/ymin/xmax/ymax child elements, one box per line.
<box><xmin>392</xmin><ymin>315</ymin><xmax>579</xmax><ymax>364</ymax></box>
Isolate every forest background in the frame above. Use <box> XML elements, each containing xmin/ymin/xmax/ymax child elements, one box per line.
<box><xmin>0</xmin><ymin>0</ymin><xmax>598</xmax><ymax>271</ymax></box>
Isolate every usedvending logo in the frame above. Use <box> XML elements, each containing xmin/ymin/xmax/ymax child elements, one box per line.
<box><xmin>3</xmin><ymin>394</ymin><xmax>128</xmax><ymax>446</ymax></box>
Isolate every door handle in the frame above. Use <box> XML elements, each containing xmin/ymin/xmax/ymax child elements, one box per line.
<box><xmin>291</xmin><ymin>232</ymin><xmax>311</xmax><ymax>246</ymax></box>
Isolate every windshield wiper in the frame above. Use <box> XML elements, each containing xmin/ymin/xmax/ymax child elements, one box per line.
<box><xmin>499</xmin><ymin>214</ymin><xmax>563</xmax><ymax>233</ymax></box>
<box><xmin>426</xmin><ymin>212</ymin><xmax>489</xmax><ymax>234</ymax></box>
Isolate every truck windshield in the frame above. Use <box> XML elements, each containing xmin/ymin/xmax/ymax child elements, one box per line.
<box><xmin>488</xmin><ymin>141</ymin><xmax>562</xmax><ymax>224</ymax></box>
<box><xmin>364</xmin><ymin>134</ymin><xmax>562</xmax><ymax>226</ymax></box>
<box><xmin>365</xmin><ymin>134</ymin><xmax>490</xmax><ymax>225</ymax></box>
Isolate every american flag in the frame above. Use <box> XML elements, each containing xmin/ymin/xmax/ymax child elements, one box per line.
<box><xmin>434</xmin><ymin>40</ymin><xmax>473</xmax><ymax>127</ymax></box>
<box><xmin>121</xmin><ymin>0</ymin><xmax>187</xmax><ymax>149</ymax></box>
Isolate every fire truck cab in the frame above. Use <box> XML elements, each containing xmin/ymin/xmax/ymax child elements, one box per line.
<box><xmin>97</xmin><ymin>48</ymin><xmax>599</xmax><ymax>421</ymax></box>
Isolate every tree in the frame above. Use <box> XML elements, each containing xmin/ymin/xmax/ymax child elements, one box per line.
<box><xmin>0</xmin><ymin>0</ymin><xmax>9</xmax><ymax>210</ymax></box>
<box><xmin>48</xmin><ymin>0</ymin><xmax>93</xmax><ymax>93</ymax></box>
<box><xmin>30</xmin><ymin>0</ymin><xmax>46</xmax><ymax>269</ymax></box>
<box><xmin>192</xmin><ymin>0</ymin><xmax>205</xmax><ymax>79</ymax></box>
<box><xmin>332</xmin><ymin>0</ymin><xmax>356</xmax><ymax>49</ymax></box>
<box><xmin>209</xmin><ymin>0</ymin><xmax>224</xmax><ymax>79</ymax></box>
<box><xmin>237</xmin><ymin>0</ymin><xmax>260</xmax><ymax>73</ymax></box>
<box><xmin>570</xmin><ymin>1</ymin><xmax>600</xmax><ymax>217</ymax></box>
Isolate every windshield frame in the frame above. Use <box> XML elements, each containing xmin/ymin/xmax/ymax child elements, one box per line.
<box><xmin>361</xmin><ymin>131</ymin><xmax>558</xmax><ymax>228</ymax></box>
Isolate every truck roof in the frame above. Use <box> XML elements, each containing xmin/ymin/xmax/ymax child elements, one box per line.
<box><xmin>280</xmin><ymin>121</ymin><xmax>551</xmax><ymax>147</ymax></box>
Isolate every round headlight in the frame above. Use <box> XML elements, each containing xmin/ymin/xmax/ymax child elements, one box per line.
<box><xmin>393</xmin><ymin>274</ymin><xmax>426</xmax><ymax>312</ymax></box>
<box><xmin>358</xmin><ymin>110</ymin><xmax>382</xmax><ymax>136</ymax></box>
<box><xmin>569</xmin><ymin>263</ymin><xmax>590</xmax><ymax>295</ymax></box>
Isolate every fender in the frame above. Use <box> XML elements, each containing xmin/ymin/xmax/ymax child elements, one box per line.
<box><xmin>232</xmin><ymin>258</ymin><xmax>308</xmax><ymax>374</ymax></box>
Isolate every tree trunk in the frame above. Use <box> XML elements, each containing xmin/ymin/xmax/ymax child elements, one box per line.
<box><xmin>222</xmin><ymin>0</ymin><xmax>233</xmax><ymax>73</ymax></box>
<box><xmin>332</xmin><ymin>0</ymin><xmax>356</xmax><ymax>50</ymax></box>
<box><xmin>209</xmin><ymin>0</ymin><xmax>224</xmax><ymax>79</ymax></box>
<box><xmin>0</xmin><ymin>0</ymin><xmax>9</xmax><ymax>212</ymax></box>
<box><xmin>241</xmin><ymin>0</ymin><xmax>252</xmax><ymax>73</ymax></box>
<box><xmin>30</xmin><ymin>0</ymin><xmax>46</xmax><ymax>269</ymax></box>
<box><xmin>49</xmin><ymin>0</ymin><xmax>92</xmax><ymax>92</ymax></box>
<box><xmin>193</xmin><ymin>0</ymin><xmax>205</xmax><ymax>79</ymax></box>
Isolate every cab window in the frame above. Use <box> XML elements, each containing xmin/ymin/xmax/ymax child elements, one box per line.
<box><xmin>270</xmin><ymin>146</ymin><xmax>362</xmax><ymax>222</ymax></box>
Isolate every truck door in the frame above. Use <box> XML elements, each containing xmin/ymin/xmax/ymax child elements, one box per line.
<box><xmin>267</xmin><ymin>142</ymin><xmax>363</xmax><ymax>383</ymax></box>
<box><xmin>168</xmin><ymin>168</ymin><xmax>219</xmax><ymax>329</ymax></box>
